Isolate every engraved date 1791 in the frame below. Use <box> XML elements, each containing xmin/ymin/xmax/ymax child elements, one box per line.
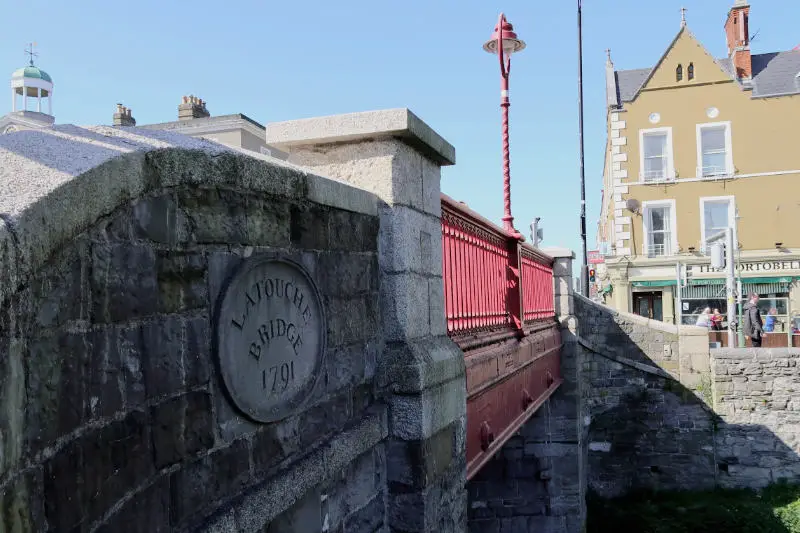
<box><xmin>262</xmin><ymin>361</ymin><xmax>296</xmax><ymax>394</ymax></box>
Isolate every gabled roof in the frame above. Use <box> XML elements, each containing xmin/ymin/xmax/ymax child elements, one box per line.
<box><xmin>617</xmin><ymin>48</ymin><xmax>800</xmax><ymax>102</ymax></box>
<box><xmin>719</xmin><ymin>51</ymin><xmax>800</xmax><ymax>98</ymax></box>
<box><xmin>614</xmin><ymin>26</ymin><xmax>739</xmax><ymax>103</ymax></box>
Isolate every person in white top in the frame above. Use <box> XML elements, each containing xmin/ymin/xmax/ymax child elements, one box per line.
<box><xmin>696</xmin><ymin>307</ymin><xmax>712</xmax><ymax>328</ymax></box>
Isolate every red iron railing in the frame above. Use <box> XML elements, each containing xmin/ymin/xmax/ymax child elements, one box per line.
<box><xmin>441</xmin><ymin>194</ymin><xmax>555</xmax><ymax>342</ymax></box>
<box><xmin>520</xmin><ymin>246</ymin><xmax>556</xmax><ymax>323</ymax></box>
<box><xmin>442</xmin><ymin>197</ymin><xmax>511</xmax><ymax>335</ymax></box>
<box><xmin>441</xmin><ymin>194</ymin><xmax>561</xmax><ymax>481</ymax></box>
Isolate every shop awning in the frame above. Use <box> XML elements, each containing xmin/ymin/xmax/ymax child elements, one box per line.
<box><xmin>631</xmin><ymin>280</ymin><xmax>677</xmax><ymax>287</ymax></box>
<box><xmin>689</xmin><ymin>276</ymin><xmax>796</xmax><ymax>286</ymax></box>
<box><xmin>681</xmin><ymin>276</ymin><xmax>797</xmax><ymax>299</ymax></box>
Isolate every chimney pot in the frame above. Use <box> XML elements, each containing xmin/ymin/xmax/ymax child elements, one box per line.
<box><xmin>178</xmin><ymin>94</ymin><xmax>211</xmax><ymax>121</ymax></box>
<box><xmin>113</xmin><ymin>103</ymin><xmax>136</xmax><ymax>127</ymax></box>
<box><xmin>724</xmin><ymin>1</ymin><xmax>752</xmax><ymax>79</ymax></box>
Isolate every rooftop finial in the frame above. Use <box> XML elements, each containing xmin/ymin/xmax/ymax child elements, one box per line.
<box><xmin>680</xmin><ymin>6</ymin><xmax>687</xmax><ymax>28</ymax></box>
<box><xmin>605</xmin><ymin>48</ymin><xmax>613</xmax><ymax>64</ymax></box>
<box><xmin>25</xmin><ymin>42</ymin><xmax>38</xmax><ymax>66</ymax></box>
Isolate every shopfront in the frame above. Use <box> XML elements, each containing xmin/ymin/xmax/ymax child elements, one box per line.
<box><xmin>680</xmin><ymin>269</ymin><xmax>799</xmax><ymax>346</ymax></box>
<box><xmin>610</xmin><ymin>257</ymin><xmax>800</xmax><ymax>345</ymax></box>
<box><xmin>630</xmin><ymin>282</ymin><xmax>676</xmax><ymax>324</ymax></box>
<box><xmin>627</xmin><ymin>264</ymin><xmax>800</xmax><ymax>346</ymax></box>
<box><xmin>679</xmin><ymin>278</ymin><xmax>793</xmax><ymax>329</ymax></box>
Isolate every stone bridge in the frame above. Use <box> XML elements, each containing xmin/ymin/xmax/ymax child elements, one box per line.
<box><xmin>1</xmin><ymin>109</ymin><xmax>800</xmax><ymax>533</ymax></box>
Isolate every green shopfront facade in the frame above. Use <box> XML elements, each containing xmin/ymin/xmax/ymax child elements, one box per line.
<box><xmin>611</xmin><ymin>257</ymin><xmax>800</xmax><ymax>342</ymax></box>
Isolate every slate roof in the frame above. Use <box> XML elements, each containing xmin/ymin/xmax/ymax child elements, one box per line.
<box><xmin>616</xmin><ymin>49</ymin><xmax>800</xmax><ymax>102</ymax></box>
<box><xmin>616</xmin><ymin>68</ymin><xmax>651</xmax><ymax>103</ymax></box>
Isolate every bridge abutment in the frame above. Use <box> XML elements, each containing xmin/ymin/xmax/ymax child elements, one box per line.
<box><xmin>267</xmin><ymin>109</ymin><xmax>468</xmax><ymax>532</ymax></box>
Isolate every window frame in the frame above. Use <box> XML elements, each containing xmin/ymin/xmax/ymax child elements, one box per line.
<box><xmin>700</xmin><ymin>195</ymin><xmax>736</xmax><ymax>251</ymax></box>
<box><xmin>696</xmin><ymin>121</ymin><xmax>734</xmax><ymax>178</ymax></box>
<box><xmin>639</xmin><ymin>127</ymin><xmax>675</xmax><ymax>183</ymax></box>
<box><xmin>641</xmin><ymin>199</ymin><xmax>678</xmax><ymax>257</ymax></box>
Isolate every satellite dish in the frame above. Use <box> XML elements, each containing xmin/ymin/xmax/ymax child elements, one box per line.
<box><xmin>625</xmin><ymin>199</ymin><xmax>641</xmax><ymax>213</ymax></box>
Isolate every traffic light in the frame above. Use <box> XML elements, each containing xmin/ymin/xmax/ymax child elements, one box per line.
<box><xmin>589</xmin><ymin>269</ymin><xmax>596</xmax><ymax>283</ymax></box>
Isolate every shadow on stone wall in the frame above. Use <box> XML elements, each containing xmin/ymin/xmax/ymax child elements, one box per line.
<box><xmin>465</xmin><ymin>289</ymin><xmax>800</xmax><ymax>533</ymax></box>
<box><xmin>575</xmin><ymin>294</ymin><xmax>800</xmax><ymax>499</ymax></box>
<box><xmin>466</xmin><ymin>324</ymin><xmax>585</xmax><ymax>533</ymax></box>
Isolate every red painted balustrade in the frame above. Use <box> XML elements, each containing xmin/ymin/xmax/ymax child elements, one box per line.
<box><xmin>441</xmin><ymin>194</ymin><xmax>563</xmax><ymax>479</ymax></box>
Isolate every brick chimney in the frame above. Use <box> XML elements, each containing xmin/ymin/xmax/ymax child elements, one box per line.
<box><xmin>724</xmin><ymin>0</ymin><xmax>752</xmax><ymax>80</ymax></box>
<box><xmin>113</xmin><ymin>103</ymin><xmax>136</xmax><ymax>127</ymax></box>
<box><xmin>178</xmin><ymin>95</ymin><xmax>210</xmax><ymax>121</ymax></box>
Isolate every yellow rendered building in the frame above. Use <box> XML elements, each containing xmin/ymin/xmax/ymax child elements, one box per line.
<box><xmin>596</xmin><ymin>1</ymin><xmax>800</xmax><ymax>337</ymax></box>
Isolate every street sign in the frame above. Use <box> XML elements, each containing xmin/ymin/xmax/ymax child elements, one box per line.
<box><xmin>588</xmin><ymin>250</ymin><xmax>604</xmax><ymax>265</ymax></box>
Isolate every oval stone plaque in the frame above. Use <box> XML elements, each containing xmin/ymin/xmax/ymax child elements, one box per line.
<box><xmin>215</xmin><ymin>257</ymin><xmax>326</xmax><ymax>423</ymax></box>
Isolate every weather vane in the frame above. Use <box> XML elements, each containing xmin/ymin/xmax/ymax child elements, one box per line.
<box><xmin>681</xmin><ymin>7</ymin><xmax>688</xmax><ymax>28</ymax></box>
<box><xmin>25</xmin><ymin>42</ymin><xmax>38</xmax><ymax>66</ymax></box>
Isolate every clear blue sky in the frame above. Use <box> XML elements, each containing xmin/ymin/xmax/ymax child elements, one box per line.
<box><xmin>2</xmin><ymin>0</ymin><xmax>797</xmax><ymax>257</ymax></box>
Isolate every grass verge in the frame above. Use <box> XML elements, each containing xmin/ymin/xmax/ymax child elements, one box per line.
<box><xmin>587</xmin><ymin>482</ymin><xmax>800</xmax><ymax>533</ymax></box>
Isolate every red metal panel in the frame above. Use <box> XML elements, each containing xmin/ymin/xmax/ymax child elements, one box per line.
<box><xmin>465</xmin><ymin>323</ymin><xmax>563</xmax><ymax>480</ymax></box>
<box><xmin>520</xmin><ymin>246</ymin><xmax>555</xmax><ymax>324</ymax></box>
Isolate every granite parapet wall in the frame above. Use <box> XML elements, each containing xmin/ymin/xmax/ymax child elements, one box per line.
<box><xmin>0</xmin><ymin>126</ymin><xmax>388</xmax><ymax>532</ymax></box>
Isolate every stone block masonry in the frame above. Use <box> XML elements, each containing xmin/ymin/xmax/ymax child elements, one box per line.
<box><xmin>268</xmin><ymin>108</ymin><xmax>468</xmax><ymax>533</ymax></box>
<box><xmin>573</xmin><ymin>293</ymin><xmax>719</xmax><ymax>498</ymax></box>
<box><xmin>576</xmin><ymin>297</ymin><xmax>800</xmax><ymax>496</ymax></box>
<box><xmin>713</xmin><ymin>349</ymin><xmax>800</xmax><ymax>488</ymax></box>
<box><xmin>0</xmin><ymin>111</ymin><xmax>469</xmax><ymax>533</ymax></box>
<box><xmin>0</xmin><ymin>124</ymin><xmax>394</xmax><ymax>532</ymax></box>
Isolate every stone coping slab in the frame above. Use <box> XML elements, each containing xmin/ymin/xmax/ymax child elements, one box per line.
<box><xmin>575</xmin><ymin>293</ymin><xmax>708</xmax><ymax>336</ymax></box>
<box><xmin>540</xmin><ymin>246</ymin><xmax>575</xmax><ymax>259</ymax></box>
<box><xmin>265</xmin><ymin>108</ymin><xmax>456</xmax><ymax>166</ymax></box>
<box><xmin>0</xmin><ymin>125</ymin><xmax>378</xmax><ymax>303</ymax></box>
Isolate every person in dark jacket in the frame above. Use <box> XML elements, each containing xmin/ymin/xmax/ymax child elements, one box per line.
<box><xmin>743</xmin><ymin>293</ymin><xmax>764</xmax><ymax>347</ymax></box>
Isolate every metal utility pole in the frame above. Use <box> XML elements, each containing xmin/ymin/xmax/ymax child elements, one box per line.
<box><xmin>577</xmin><ymin>0</ymin><xmax>589</xmax><ymax>298</ymax></box>
<box><xmin>725</xmin><ymin>229</ymin><xmax>737</xmax><ymax>348</ymax></box>
<box><xmin>675</xmin><ymin>262</ymin><xmax>684</xmax><ymax>325</ymax></box>
<box><xmin>734</xmin><ymin>208</ymin><xmax>745</xmax><ymax>347</ymax></box>
<box><xmin>709</xmin><ymin>228</ymin><xmax>737</xmax><ymax>347</ymax></box>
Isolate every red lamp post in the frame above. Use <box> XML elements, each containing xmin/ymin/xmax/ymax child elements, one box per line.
<box><xmin>484</xmin><ymin>13</ymin><xmax>526</xmax><ymax>237</ymax></box>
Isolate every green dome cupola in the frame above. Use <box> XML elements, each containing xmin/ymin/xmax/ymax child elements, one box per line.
<box><xmin>11</xmin><ymin>43</ymin><xmax>54</xmax><ymax>116</ymax></box>
<box><xmin>12</xmin><ymin>65</ymin><xmax>53</xmax><ymax>83</ymax></box>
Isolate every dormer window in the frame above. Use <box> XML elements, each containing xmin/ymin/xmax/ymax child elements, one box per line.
<box><xmin>676</xmin><ymin>64</ymin><xmax>683</xmax><ymax>82</ymax></box>
<box><xmin>688</xmin><ymin>63</ymin><xmax>695</xmax><ymax>81</ymax></box>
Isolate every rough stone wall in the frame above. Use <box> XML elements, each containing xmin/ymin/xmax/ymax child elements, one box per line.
<box><xmin>466</xmin><ymin>251</ymin><xmax>586</xmax><ymax>533</ymax></box>
<box><xmin>576</xmin><ymin>294</ymin><xmax>800</xmax><ymax>497</ymax></box>
<box><xmin>574</xmin><ymin>294</ymin><xmax>718</xmax><ymax>498</ymax></box>
<box><xmin>0</xmin><ymin>127</ymin><xmax>389</xmax><ymax>532</ymax></box>
<box><xmin>713</xmin><ymin>349</ymin><xmax>800</xmax><ymax>488</ymax></box>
